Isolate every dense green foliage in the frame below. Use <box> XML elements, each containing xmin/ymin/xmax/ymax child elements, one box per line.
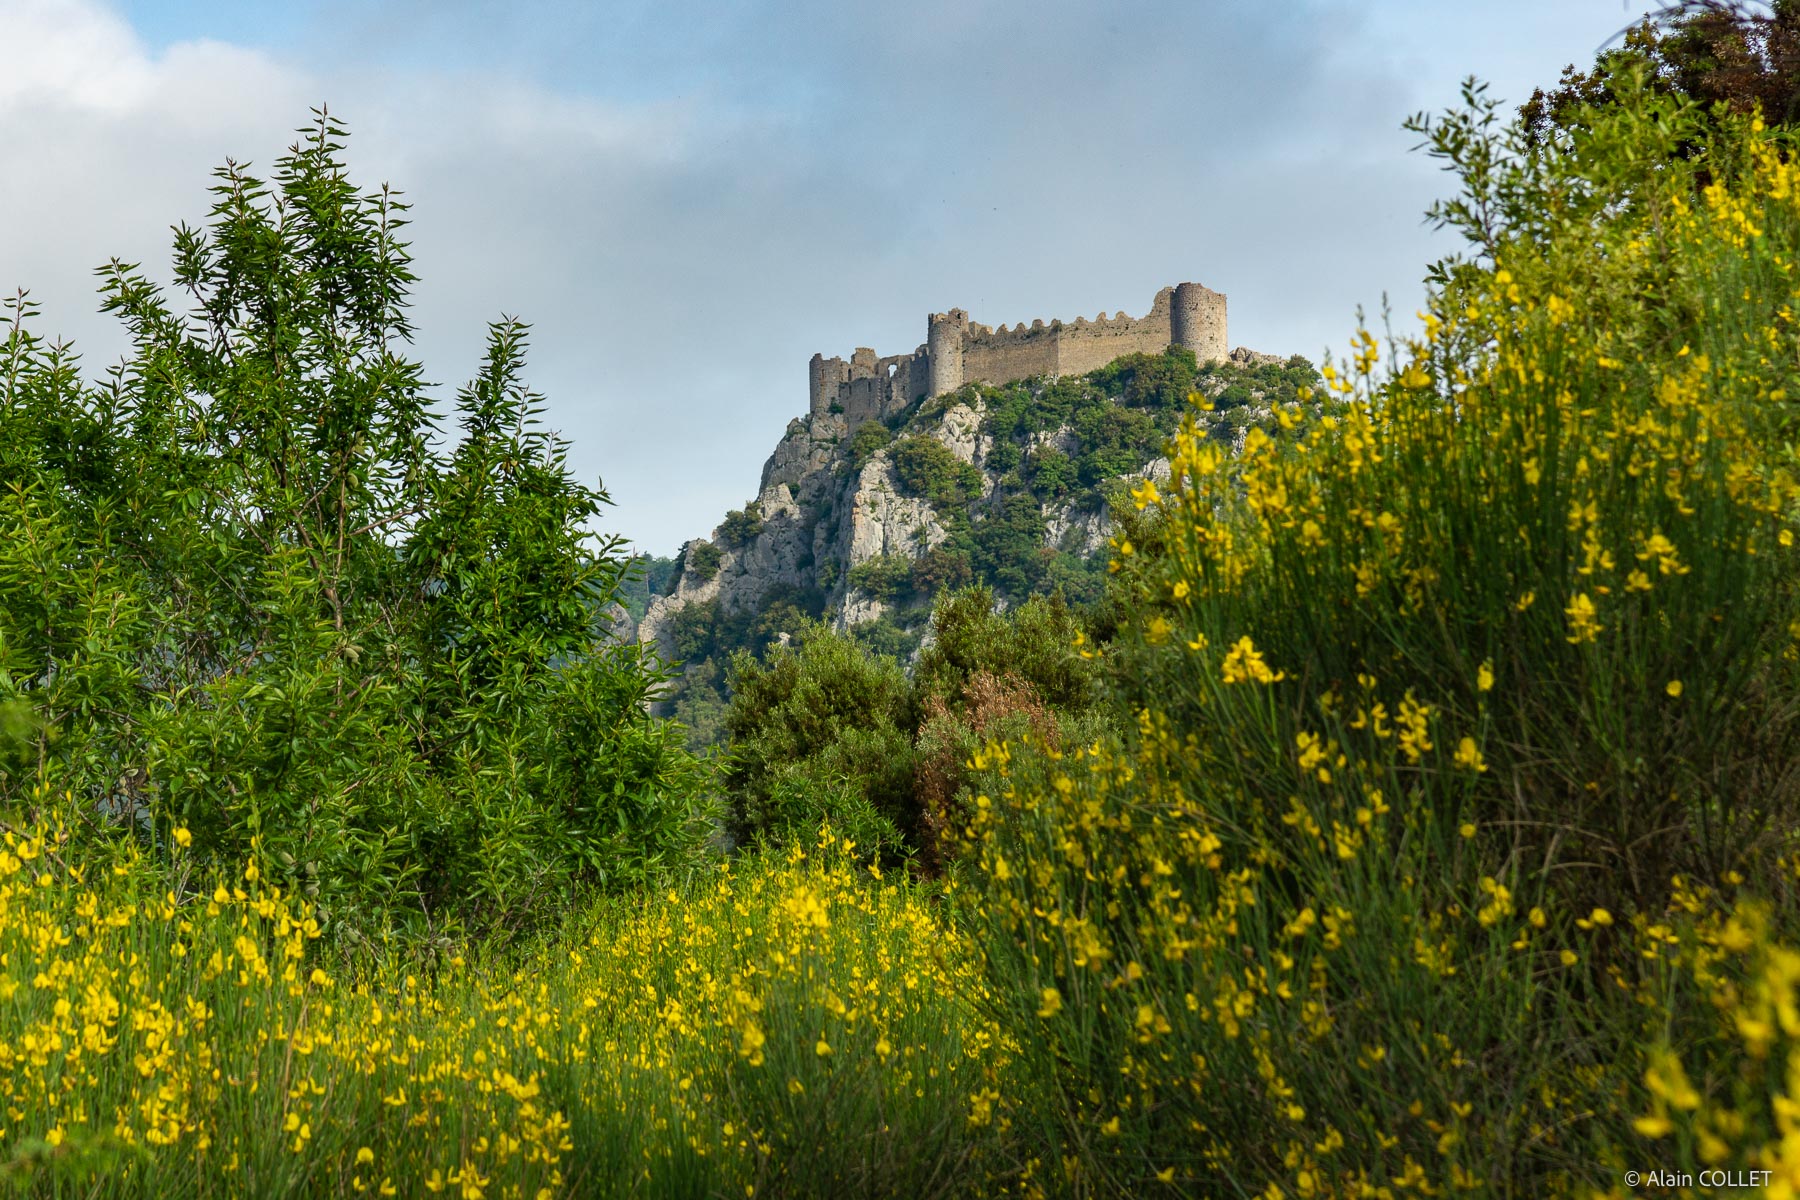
<box><xmin>716</xmin><ymin>502</ymin><xmax>763</xmax><ymax>549</ymax></box>
<box><xmin>1523</xmin><ymin>0</ymin><xmax>1800</xmax><ymax>142</ymax></box>
<box><xmin>889</xmin><ymin>434</ymin><xmax>984</xmax><ymax>507</ymax></box>
<box><xmin>1194</xmin><ymin>353</ymin><xmax>1324</xmax><ymax>418</ymax></box>
<box><xmin>723</xmin><ymin>626</ymin><xmax>915</xmax><ymax>854</ymax></box>
<box><xmin>0</xmin><ymin>112</ymin><xmax>708</xmax><ymax>942</ymax></box>
<box><xmin>661</xmin><ymin>584</ymin><xmax>828</xmax><ymax>748</ymax></box>
<box><xmin>681</xmin><ymin>538</ymin><xmax>722</xmax><ymax>583</ymax></box>
<box><xmin>847</xmin><ymin>418</ymin><xmax>893</xmax><ymax>470</ymax></box>
<box><xmin>723</xmin><ymin>587</ymin><xmax>1103</xmax><ymax>865</ymax></box>
<box><xmin>844</xmin><ymin>554</ymin><xmax>915</xmax><ymax>601</ymax></box>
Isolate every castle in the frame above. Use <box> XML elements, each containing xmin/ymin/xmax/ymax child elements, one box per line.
<box><xmin>806</xmin><ymin>282</ymin><xmax>1226</xmax><ymax>424</ymax></box>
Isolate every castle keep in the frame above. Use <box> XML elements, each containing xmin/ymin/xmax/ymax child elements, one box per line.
<box><xmin>806</xmin><ymin>283</ymin><xmax>1227</xmax><ymax>424</ymax></box>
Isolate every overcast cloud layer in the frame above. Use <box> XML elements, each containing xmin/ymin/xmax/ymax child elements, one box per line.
<box><xmin>3</xmin><ymin>0</ymin><xmax>1661</xmax><ymax>553</ymax></box>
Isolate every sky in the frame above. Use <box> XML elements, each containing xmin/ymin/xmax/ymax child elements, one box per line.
<box><xmin>1</xmin><ymin>0</ymin><xmax>1666</xmax><ymax>555</ymax></box>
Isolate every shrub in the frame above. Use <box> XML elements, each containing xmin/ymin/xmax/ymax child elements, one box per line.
<box><xmin>970</xmin><ymin>492</ymin><xmax>1050</xmax><ymax>594</ymax></box>
<box><xmin>848</xmin><ymin>613</ymin><xmax>926</xmax><ymax>663</ymax></box>
<box><xmin>1070</xmin><ymin>403</ymin><xmax>1162</xmax><ymax>485</ymax></box>
<box><xmin>1521</xmin><ymin>1</ymin><xmax>1800</xmax><ymax>146</ymax></box>
<box><xmin>684</xmin><ymin>539</ymin><xmax>723</xmax><ymax>583</ymax></box>
<box><xmin>983</xmin><ymin>435</ymin><xmax>1022</xmax><ymax>473</ymax></box>
<box><xmin>846</xmin><ymin>554</ymin><xmax>915</xmax><ymax>601</ymax></box>
<box><xmin>724</xmin><ymin>627</ymin><xmax>916</xmax><ymax>851</ymax></box>
<box><xmin>720</xmin><ymin>587</ymin><xmax>1109</xmax><ymax>865</ymax></box>
<box><xmin>848</xmin><ymin>419</ymin><xmax>893</xmax><ymax>471</ymax></box>
<box><xmin>910</xmin><ymin>586</ymin><xmax>1103</xmax><ymax>867</ymax></box>
<box><xmin>1041</xmin><ymin>550</ymin><xmax>1109</xmax><ymax>608</ymax></box>
<box><xmin>1197</xmin><ymin>354</ymin><xmax>1320</xmax><ymax>417</ymax></box>
<box><xmin>963</xmin><ymin>82</ymin><xmax>1800</xmax><ymax>1194</ymax></box>
<box><xmin>1026</xmin><ymin>445</ymin><xmax>1077</xmax><ymax>498</ymax></box>
<box><xmin>914</xmin><ymin>587</ymin><xmax>1098</xmax><ymax>717</ymax></box>
<box><xmin>747</xmin><ymin>770</ymin><xmax>906</xmax><ymax>856</ymax></box>
<box><xmin>911</xmin><ymin>546</ymin><xmax>974</xmax><ymax>595</ymax></box>
<box><xmin>1089</xmin><ymin>346</ymin><xmax>1198</xmax><ymax>411</ymax></box>
<box><xmin>717</xmin><ymin>503</ymin><xmax>763</xmax><ymax>548</ymax></box>
<box><xmin>890</xmin><ymin>435</ymin><xmax>983</xmax><ymax>508</ymax></box>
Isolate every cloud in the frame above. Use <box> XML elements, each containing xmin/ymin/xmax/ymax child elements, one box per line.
<box><xmin>1</xmin><ymin>2</ymin><xmax>306</xmax><ymax>338</ymax></box>
<box><xmin>1</xmin><ymin>0</ymin><xmax>722</xmax><ymax>544</ymax></box>
<box><xmin>0</xmin><ymin>0</ymin><xmax>1660</xmax><ymax>554</ymax></box>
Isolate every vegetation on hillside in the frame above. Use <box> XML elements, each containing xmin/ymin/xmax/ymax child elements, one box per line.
<box><xmin>8</xmin><ymin>44</ymin><xmax>1800</xmax><ymax>1198</ymax></box>
<box><xmin>723</xmin><ymin>587</ymin><xmax>1105</xmax><ymax>866</ymax></box>
<box><xmin>614</xmin><ymin>554</ymin><xmax>678</xmax><ymax>622</ymax></box>
<box><xmin>846</xmin><ymin>348</ymin><xmax>1323</xmax><ymax>615</ymax></box>
<box><xmin>653</xmin><ymin>348</ymin><xmax>1320</xmax><ymax>746</ymax></box>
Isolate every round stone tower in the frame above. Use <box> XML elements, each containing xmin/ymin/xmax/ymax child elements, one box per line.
<box><xmin>1171</xmin><ymin>282</ymin><xmax>1228</xmax><ymax>364</ymax></box>
<box><xmin>808</xmin><ymin>352</ymin><xmax>829</xmax><ymax>414</ymax></box>
<box><xmin>926</xmin><ymin>309</ymin><xmax>967</xmax><ymax>397</ymax></box>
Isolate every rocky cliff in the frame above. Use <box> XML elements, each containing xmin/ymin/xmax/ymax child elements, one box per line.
<box><xmin>636</xmin><ymin>346</ymin><xmax>1311</xmax><ymax>671</ymax></box>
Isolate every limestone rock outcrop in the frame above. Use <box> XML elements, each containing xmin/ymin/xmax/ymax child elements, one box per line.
<box><xmin>841</xmin><ymin>457</ymin><xmax>949</xmax><ymax>563</ymax></box>
<box><xmin>633</xmin><ymin>316</ymin><xmax>1295</xmax><ymax>666</ymax></box>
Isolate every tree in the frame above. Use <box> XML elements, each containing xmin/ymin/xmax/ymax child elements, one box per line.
<box><xmin>0</xmin><ymin>108</ymin><xmax>709</xmax><ymax>939</ymax></box>
<box><xmin>684</xmin><ymin>539</ymin><xmax>723</xmax><ymax>583</ymax></box>
<box><xmin>891</xmin><ymin>435</ymin><xmax>982</xmax><ymax>507</ymax></box>
<box><xmin>1522</xmin><ymin>1</ymin><xmax>1800</xmax><ymax>143</ymax></box>
<box><xmin>723</xmin><ymin>625</ymin><xmax>915</xmax><ymax>854</ymax></box>
<box><xmin>717</xmin><ymin>502</ymin><xmax>764</xmax><ymax>548</ymax></box>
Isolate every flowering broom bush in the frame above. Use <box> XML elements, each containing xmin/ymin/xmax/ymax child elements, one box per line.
<box><xmin>0</xmin><ymin>822</ymin><xmax>1013</xmax><ymax>1197</ymax></box>
<box><xmin>962</xmin><ymin>81</ymin><xmax>1800</xmax><ymax>1196</ymax></box>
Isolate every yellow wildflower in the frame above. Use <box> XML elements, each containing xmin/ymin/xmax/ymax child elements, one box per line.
<box><xmin>1220</xmin><ymin>636</ymin><xmax>1285</xmax><ymax>685</ymax></box>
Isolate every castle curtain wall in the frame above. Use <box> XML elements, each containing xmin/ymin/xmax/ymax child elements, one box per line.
<box><xmin>814</xmin><ymin>283</ymin><xmax>1226</xmax><ymax>415</ymax></box>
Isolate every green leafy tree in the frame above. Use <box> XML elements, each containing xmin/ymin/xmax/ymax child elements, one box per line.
<box><xmin>848</xmin><ymin>420</ymin><xmax>893</xmax><ymax>471</ymax></box>
<box><xmin>890</xmin><ymin>436</ymin><xmax>982</xmax><ymax>507</ymax></box>
<box><xmin>0</xmin><ymin>109</ymin><xmax>709</xmax><ymax>939</ymax></box>
<box><xmin>723</xmin><ymin>625</ymin><xmax>914</xmax><ymax>854</ymax></box>
<box><xmin>684</xmin><ymin>539</ymin><xmax>723</xmax><ymax>583</ymax></box>
<box><xmin>1089</xmin><ymin>347</ymin><xmax>1198</xmax><ymax>411</ymax></box>
<box><xmin>846</xmin><ymin>554</ymin><xmax>915</xmax><ymax>601</ymax></box>
<box><xmin>913</xmin><ymin>586</ymin><xmax>1097</xmax><ymax>715</ymax></box>
<box><xmin>911</xmin><ymin>547</ymin><xmax>974</xmax><ymax>595</ymax></box>
<box><xmin>1023</xmin><ymin>445</ymin><xmax>1076</xmax><ymax>498</ymax></box>
<box><xmin>1522</xmin><ymin>1</ymin><xmax>1800</xmax><ymax>143</ymax></box>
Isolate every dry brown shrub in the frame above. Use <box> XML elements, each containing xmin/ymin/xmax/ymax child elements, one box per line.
<box><xmin>913</xmin><ymin>670</ymin><xmax>1058</xmax><ymax>873</ymax></box>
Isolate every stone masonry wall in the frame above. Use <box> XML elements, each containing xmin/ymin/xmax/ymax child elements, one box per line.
<box><xmin>808</xmin><ymin>346</ymin><xmax>929</xmax><ymax>422</ymax></box>
<box><xmin>814</xmin><ymin>283</ymin><xmax>1226</xmax><ymax>418</ymax></box>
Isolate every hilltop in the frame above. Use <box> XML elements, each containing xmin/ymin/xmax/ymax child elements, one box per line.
<box><xmin>633</xmin><ymin>339</ymin><xmax>1317</xmax><ymax>736</ymax></box>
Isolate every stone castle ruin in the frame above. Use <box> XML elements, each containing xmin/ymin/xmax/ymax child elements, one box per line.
<box><xmin>634</xmin><ymin>280</ymin><xmax>1240</xmax><ymax>665</ymax></box>
<box><xmin>806</xmin><ymin>282</ymin><xmax>1226</xmax><ymax>424</ymax></box>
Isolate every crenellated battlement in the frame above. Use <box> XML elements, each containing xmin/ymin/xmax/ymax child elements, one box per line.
<box><xmin>811</xmin><ymin>283</ymin><xmax>1226</xmax><ymax>416</ymax></box>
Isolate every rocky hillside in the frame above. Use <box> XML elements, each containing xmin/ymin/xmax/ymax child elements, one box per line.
<box><xmin>635</xmin><ymin>347</ymin><xmax>1318</xmax><ymax>702</ymax></box>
